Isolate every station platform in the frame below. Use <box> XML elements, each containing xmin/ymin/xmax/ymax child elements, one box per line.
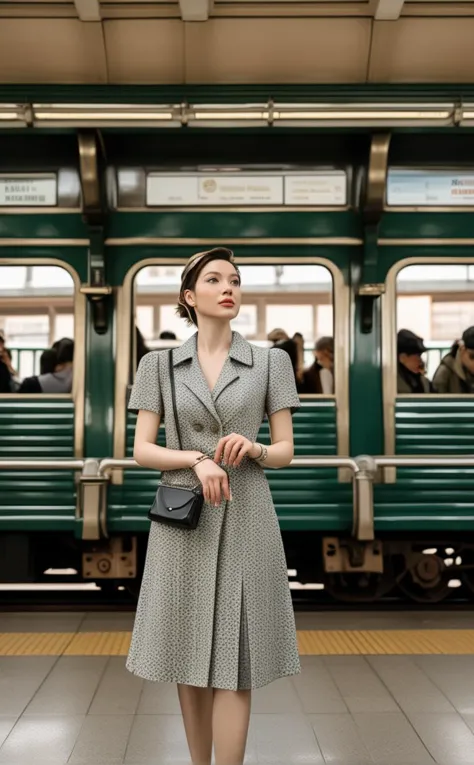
<box><xmin>1</xmin><ymin>610</ymin><xmax>474</xmax><ymax>764</ymax></box>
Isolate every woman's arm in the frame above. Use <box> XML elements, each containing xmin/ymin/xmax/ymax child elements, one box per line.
<box><xmin>261</xmin><ymin>408</ymin><xmax>294</xmax><ymax>468</ymax></box>
<box><xmin>133</xmin><ymin>409</ymin><xmax>202</xmax><ymax>470</ymax></box>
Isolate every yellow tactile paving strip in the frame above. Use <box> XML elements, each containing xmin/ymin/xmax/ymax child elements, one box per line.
<box><xmin>1</xmin><ymin>630</ymin><xmax>474</xmax><ymax>656</ymax></box>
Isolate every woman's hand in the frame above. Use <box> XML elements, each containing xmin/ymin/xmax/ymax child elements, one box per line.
<box><xmin>213</xmin><ymin>433</ymin><xmax>259</xmax><ymax>468</ymax></box>
<box><xmin>192</xmin><ymin>458</ymin><xmax>232</xmax><ymax>506</ymax></box>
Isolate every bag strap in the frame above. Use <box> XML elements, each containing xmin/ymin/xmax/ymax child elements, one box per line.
<box><xmin>168</xmin><ymin>348</ymin><xmax>183</xmax><ymax>451</ymax></box>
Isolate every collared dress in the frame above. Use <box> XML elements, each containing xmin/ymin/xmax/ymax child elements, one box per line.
<box><xmin>126</xmin><ymin>330</ymin><xmax>301</xmax><ymax>690</ymax></box>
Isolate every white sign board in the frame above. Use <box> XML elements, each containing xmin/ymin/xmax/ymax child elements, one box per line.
<box><xmin>0</xmin><ymin>176</ymin><xmax>57</xmax><ymax>207</ymax></box>
<box><xmin>147</xmin><ymin>174</ymin><xmax>283</xmax><ymax>206</ymax></box>
<box><xmin>387</xmin><ymin>169</ymin><xmax>474</xmax><ymax>207</ymax></box>
<box><xmin>284</xmin><ymin>172</ymin><xmax>346</xmax><ymax>205</ymax></box>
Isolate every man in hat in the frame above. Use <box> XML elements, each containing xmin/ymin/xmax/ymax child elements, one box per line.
<box><xmin>432</xmin><ymin>326</ymin><xmax>474</xmax><ymax>394</ymax></box>
<box><xmin>397</xmin><ymin>329</ymin><xmax>432</xmax><ymax>394</ymax></box>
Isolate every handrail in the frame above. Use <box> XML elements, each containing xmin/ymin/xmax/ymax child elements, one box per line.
<box><xmin>374</xmin><ymin>455</ymin><xmax>474</xmax><ymax>468</ymax></box>
<box><xmin>0</xmin><ymin>459</ymin><xmax>85</xmax><ymax>470</ymax></box>
<box><xmin>97</xmin><ymin>455</ymin><xmax>360</xmax><ymax>478</ymax></box>
<box><xmin>1</xmin><ymin>455</ymin><xmax>473</xmax><ymax>546</ymax></box>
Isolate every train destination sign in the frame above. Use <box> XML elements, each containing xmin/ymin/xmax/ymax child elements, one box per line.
<box><xmin>0</xmin><ymin>175</ymin><xmax>57</xmax><ymax>206</ymax></box>
<box><xmin>147</xmin><ymin>174</ymin><xmax>283</xmax><ymax>206</ymax></box>
<box><xmin>284</xmin><ymin>172</ymin><xmax>347</xmax><ymax>205</ymax></box>
<box><xmin>146</xmin><ymin>171</ymin><xmax>346</xmax><ymax>207</ymax></box>
<box><xmin>387</xmin><ymin>169</ymin><xmax>474</xmax><ymax>207</ymax></box>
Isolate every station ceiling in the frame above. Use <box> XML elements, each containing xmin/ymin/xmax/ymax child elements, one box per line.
<box><xmin>0</xmin><ymin>1</ymin><xmax>473</xmax><ymax>84</ymax></box>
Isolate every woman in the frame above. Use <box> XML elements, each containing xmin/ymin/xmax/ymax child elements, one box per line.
<box><xmin>128</xmin><ymin>247</ymin><xmax>301</xmax><ymax>765</ymax></box>
<box><xmin>18</xmin><ymin>338</ymin><xmax>74</xmax><ymax>394</ymax></box>
<box><xmin>432</xmin><ymin>326</ymin><xmax>474</xmax><ymax>394</ymax></box>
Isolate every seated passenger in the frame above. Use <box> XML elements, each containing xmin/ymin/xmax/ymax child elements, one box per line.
<box><xmin>397</xmin><ymin>329</ymin><xmax>432</xmax><ymax>393</ymax></box>
<box><xmin>19</xmin><ymin>338</ymin><xmax>73</xmax><ymax>394</ymax></box>
<box><xmin>300</xmin><ymin>337</ymin><xmax>334</xmax><ymax>394</ymax></box>
<box><xmin>0</xmin><ymin>332</ymin><xmax>18</xmax><ymax>393</ymax></box>
<box><xmin>432</xmin><ymin>327</ymin><xmax>474</xmax><ymax>394</ymax></box>
<box><xmin>19</xmin><ymin>348</ymin><xmax>59</xmax><ymax>393</ymax></box>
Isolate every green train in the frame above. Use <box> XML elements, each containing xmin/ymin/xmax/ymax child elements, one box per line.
<box><xmin>1</xmin><ymin>86</ymin><xmax>474</xmax><ymax>604</ymax></box>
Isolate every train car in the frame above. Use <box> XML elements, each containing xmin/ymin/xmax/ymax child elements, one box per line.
<box><xmin>1</xmin><ymin>88</ymin><xmax>474</xmax><ymax>604</ymax></box>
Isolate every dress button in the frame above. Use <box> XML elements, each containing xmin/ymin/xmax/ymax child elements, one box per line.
<box><xmin>210</xmin><ymin>423</ymin><xmax>219</xmax><ymax>434</ymax></box>
<box><xmin>193</xmin><ymin>423</ymin><xmax>204</xmax><ymax>432</ymax></box>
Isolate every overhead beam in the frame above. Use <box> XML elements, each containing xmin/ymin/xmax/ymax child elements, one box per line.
<box><xmin>74</xmin><ymin>0</ymin><xmax>101</xmax><ymax>22</ymax></box>
<box><xmin>375</xmin><ymin>0</ymin><xmax>404</xmax><ymax>20</ymax></box>
<box><xmin>179</xmin><ymin>0</ymin><xmax>213</xmax><ymax>22</ymax></box>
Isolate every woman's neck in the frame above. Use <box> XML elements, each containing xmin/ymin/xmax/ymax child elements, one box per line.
<box><xmin>196</xmin><ymin>319</ymin><xmax>232</xmax><ymax>355</ymax></box>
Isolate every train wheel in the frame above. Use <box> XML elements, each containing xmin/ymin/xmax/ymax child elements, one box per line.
<box><xmin>397</xmin><ymin>553</ymin><xmax>451</xmax><ymax>603</ymax></box>
<box><xmin>325</xmin><ymin>560</ymin><xmax>395</xmax><ymax>603</ymax></box>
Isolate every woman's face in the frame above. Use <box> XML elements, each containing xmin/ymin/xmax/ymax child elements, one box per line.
<box><xmin>185</xmin><ymin>259</ymin><xmax>241</xmax><ymax>324</ymax></box>
<box><xmin>460</xmin><ymin>346</ymin><xmax>474</xmax><ymax>375</ymax></box>
<box><xmin>315</xmin><ymin>348</ymin><xmax>333</xmax><ymax>370</ymax></box>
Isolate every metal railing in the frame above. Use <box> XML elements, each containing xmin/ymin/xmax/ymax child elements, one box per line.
<box><xmin>1</xmin><ymin>454</ymin><xmax>474</xmax><ymax>543</ymax></box>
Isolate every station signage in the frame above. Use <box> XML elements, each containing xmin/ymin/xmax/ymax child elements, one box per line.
<box><xmin>0</xmin><ymin>175</ymin><xmax>57</xmax><ymax>207</ymax></box>
<box><xmin>387</xmin><ymin>169</ymin><xmax>474</xmax><ymax>207</ymax></box>
<box><xmin>146</xmin><ymin>171</ymin><xmax>346</xmax><ymax>207</ymax></box>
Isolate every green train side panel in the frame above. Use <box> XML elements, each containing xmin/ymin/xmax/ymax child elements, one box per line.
<box><xmin>0</xmin><ymin>400</ymin><xmax>76</xmax><ymax>531</ymax></box>
<box><xmin>108</xmin><ymin>401</ymin><xmax>352</xmax><ymax>532</ymax></box>
<box><xmin>374</xmin><ymin>398</ymin><xmax>474</xmax><ymax>531</ymax></box>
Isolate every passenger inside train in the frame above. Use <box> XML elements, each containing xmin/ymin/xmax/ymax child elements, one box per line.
<box><xmin>299</xmin><ymin>336</ymin><xmax>335</xmax><ymax>394</ymax></box>
<box><xmin>0</xmin><ymin>331</ymin><xmax>17</xmax><ymax>393</ymax></box>
<box><xmin>397</xmin><ymin>329</ymin><xmax>432</xmax><ymax>394</ymax></box>
<box><xmin>432</xmin><ymin>326</ymin><xmax>474</xmax><ymax>394</ymax></box>
<box><xmin>18</xmin><ymin>337</ymin><xmax>74</xmax><ymax>394</ymax></box>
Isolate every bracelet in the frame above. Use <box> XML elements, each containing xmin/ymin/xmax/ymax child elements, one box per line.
<box><xmin>254</xmin><ymin>443</ymin><xmax>268</xmax><ymax>463</ymax></box>
<box><xmin>251</xmin><ymin>442</ymin><xmax>264</xmax><ymax>460</ymax></box>
<box><xmin>190</xmin><ymin>454</ymin><xmax>210</xmax><ymax>469</ymax></box>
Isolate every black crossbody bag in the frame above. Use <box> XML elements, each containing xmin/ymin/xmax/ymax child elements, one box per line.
<box><xmin>147</xmin><ymin>349</ymin><xmax>204</xmax><ymax>529</ymax></box>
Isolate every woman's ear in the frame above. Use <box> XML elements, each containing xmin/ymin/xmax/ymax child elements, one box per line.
<box><xmin>183</xmin><ymin>289</ymin><xmax>195</xmax><ymax>308</ymax></box>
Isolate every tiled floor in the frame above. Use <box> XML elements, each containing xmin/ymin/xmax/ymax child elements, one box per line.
<box><xmin>0</xmin><ymin>611</ymin><xmax>474</xmax><ymax>763</ymax></box>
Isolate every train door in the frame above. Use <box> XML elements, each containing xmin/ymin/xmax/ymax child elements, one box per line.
<box><xmin>0</xmin><ymin>134</ymin><xmax>88</xmax><ymax>585</ymax></box>
<box><xmin>377</xmin><ymin>158</ymin><xmax>474</xmax><ymax>603</ymax></box>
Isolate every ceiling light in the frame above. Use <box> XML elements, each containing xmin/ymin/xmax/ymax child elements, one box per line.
<box><xmin>0</xmin><ymin>104</ymin><xmax>28</xmax><ymax>127</ymax></box>
<box><xmin>188</xmin><ymin>104</ymin><xmax>270</xmax><ymax>127</ymax></box>
<box><xmin>272</xmin><ymin>103</ymin><xmax>453</xmax><ymax>126</ymax></box>
<box><xmin>32</xmin><ymin>103</ymin><xmax>181</xmax><ymax>127</ymax></box>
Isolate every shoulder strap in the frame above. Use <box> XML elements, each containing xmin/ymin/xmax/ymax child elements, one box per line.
<box><xmin>168</xmin><ymin>348</ymin><xmax>183</xmax><ymax>451</ymax></box>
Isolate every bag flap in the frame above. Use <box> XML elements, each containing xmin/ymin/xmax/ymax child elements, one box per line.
<box><xmin>159</xmin><ymin>485</ymin><xmax>196</xmax><ymax>510</ymax></box>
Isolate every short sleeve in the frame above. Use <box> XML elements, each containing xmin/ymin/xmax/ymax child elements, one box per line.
<box><xmin>128</xmin><ymin>351</ymin><xmax>162</xmax><ymax>416</ymax></box>
<box><xmin>265</xmin><ymin>348</ymin><xmax>301</xmax><ymax>417</ymax></box>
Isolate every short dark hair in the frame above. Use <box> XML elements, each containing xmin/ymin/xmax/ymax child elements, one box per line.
<box><xmin>176</xmin><ymin>248</ymin><xmax>240</xmax><ymax>327</ymax></box>
<box><xmin>40</xmin><ymin>348</ymin><xmax>58</xmax><ymax>375</ymax></box>
<box><xmin>55</xmin><ymin>338</ymin><xmax>74</xmax><ymax>365</ymax></box>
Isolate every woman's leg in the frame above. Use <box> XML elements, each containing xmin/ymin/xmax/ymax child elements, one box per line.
<box><xmin>177</xmin><ymin>683</ymin><xmax>213</xmax><ymax>765</ymax></box>
<box><xmin>212</xmin><ymin>688</ymin><xmax>251</xmax><ymax>765</ymax></box>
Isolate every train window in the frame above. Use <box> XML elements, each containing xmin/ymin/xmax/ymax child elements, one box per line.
<box><xmin>0</xmin><ymin>265</ymin><xmax>75</xmax><ymax>393</ymax></box>
<box><xmin>134</xmin><ymin>262</ymin><xmax>334</xmax><ymax>393</ymax></box>
<box><xmin>396</xmin><ymin>264</ymin><xmax>474</xmax><ymax>393</ymax></box>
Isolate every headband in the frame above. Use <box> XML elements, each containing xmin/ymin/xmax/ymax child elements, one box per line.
<box><xmin>180</xmin><ymin>247</ymin><xmax>235</xmax><ymax>285</ymax></box>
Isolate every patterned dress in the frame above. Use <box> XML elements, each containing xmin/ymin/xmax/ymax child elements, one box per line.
<box><xmin>126</xmin><ymin>330</ymin><xmax>301</xmax><ymax>690</ymax></box>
